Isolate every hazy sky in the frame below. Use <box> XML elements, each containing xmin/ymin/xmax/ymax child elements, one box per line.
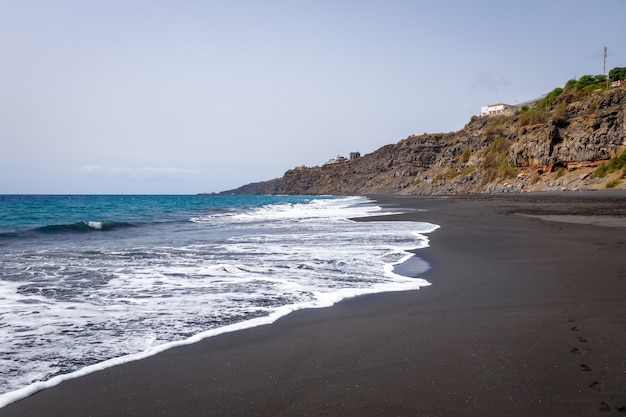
<box><xmin>1</xmin><ymin>1</ymin><xmax>625</xmax><ymax>194</ymax></box>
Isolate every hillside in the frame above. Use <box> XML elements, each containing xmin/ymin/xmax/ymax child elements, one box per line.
<box><xmin>223</xmin><ymin>84</ymin><xmax>626</xmax><ymax>195</ymax></box>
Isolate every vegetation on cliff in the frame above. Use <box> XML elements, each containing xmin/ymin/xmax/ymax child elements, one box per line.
<box><xmin>609</xmin><ymin>66</ymin><xmax>626</xmax><ymax>82</ymax></box>
<box><xmin>479</xmin><ymin>137</ymin><xmax>518</xmax><ymax>185</ymax></box>
<box><xmin>595</xmin><ymin>150</ymin><xmax>626</xmax><ymax>179</ymax></box>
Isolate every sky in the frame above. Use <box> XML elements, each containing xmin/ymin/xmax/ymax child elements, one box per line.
<box><xmin>1</xmin><ymin>0</ymin><xmax>625</xmax><ymax>194</ymax></box>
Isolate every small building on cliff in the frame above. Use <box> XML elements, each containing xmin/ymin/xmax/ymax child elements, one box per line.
<box><xmin>324</xmin><ymin>154</ymin><xmax>347</xmax><ymax>165</ymax></box>
<box><xmin>481</xmin><ymin>103</ymin><xmax>515</xmax><ymax>116</ymax></box>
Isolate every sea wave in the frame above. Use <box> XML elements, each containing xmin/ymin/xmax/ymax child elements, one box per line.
<box><xmin>0</xmin><ymin>195</ymin><xmax>438</xmax><ymax>408</ymax></box>
<box><xmin>33</xmin><ymin>220</ymin><xmax>135</xmax><ymax>234</ymax></box>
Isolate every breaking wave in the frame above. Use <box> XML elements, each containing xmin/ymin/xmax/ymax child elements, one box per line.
<box><xmin>33</xmin><ymin>220</ymin><xmax>135</xmax><ymax>234</ymax></box>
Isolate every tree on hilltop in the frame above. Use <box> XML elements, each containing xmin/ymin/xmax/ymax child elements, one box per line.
<box><xmin>609</xmin><ymin>67</ymin><xmax>626</xmax><ymax>82</ymax></box>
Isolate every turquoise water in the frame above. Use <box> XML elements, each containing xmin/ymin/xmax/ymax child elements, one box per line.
<box><xmin>0</xmin><ymin>194</ymin><xmax>324</xmax><ymax>236</ymax></box>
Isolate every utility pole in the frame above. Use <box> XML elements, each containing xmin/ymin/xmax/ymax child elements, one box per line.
<box><xmin>604</xmin><ymin>46</ymin><xmax>608</xmax><ymax>88</ymax></box>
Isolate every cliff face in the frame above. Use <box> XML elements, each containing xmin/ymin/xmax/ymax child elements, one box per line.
<box><xmin>224</xmin><ymin>87</ymin><xmax>626</xmax><ymax>195</ymax></box>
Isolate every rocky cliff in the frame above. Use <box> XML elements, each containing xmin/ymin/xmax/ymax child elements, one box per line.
<box><xmin>223</xmin><ymin>86</ymin><xmax>626</xmax><ymax>195</ymax></box>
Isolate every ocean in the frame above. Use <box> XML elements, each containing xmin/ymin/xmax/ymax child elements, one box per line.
<box><xmin>0</xmin><ymin>194</ymin><xmax>437</xmax><ymax>406</ymax></box>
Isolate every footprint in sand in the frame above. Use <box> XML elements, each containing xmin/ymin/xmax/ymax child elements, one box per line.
<box><xmin>569</xmin><ymin>322</ymin><xmax>589</xmax><ymax>355</ymax></box>
<box><xmin>571</xmin><ymin>325</ymin><xmax>587</xmax><ymax>342</ymax></box>
<box><xmin>580</xmin><ymin>364</ymin><xmax>593</xmax><ymax>372</ymax></box>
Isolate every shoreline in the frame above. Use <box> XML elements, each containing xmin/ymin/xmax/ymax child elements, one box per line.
<box><xmin>0</xmin><ymin>196</ymin><xmax>437</xmax><ymax>410</ymax></box>
<box><xmin>2</xmin><ymin>192</ymin><xmax>626</xmax><ymax>416</ymax></box>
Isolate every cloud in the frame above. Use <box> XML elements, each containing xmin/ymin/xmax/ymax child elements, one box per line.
<box><xmin>469</xmin><ymin>71</ymin><xmax>509</xmax><ymax>92</ymax></box>
<box><xmin>81</xmin><ymin>165</ymin><xmax>200</xmax><ymax>181</ymax></box>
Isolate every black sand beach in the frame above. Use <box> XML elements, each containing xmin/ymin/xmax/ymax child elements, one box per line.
<box><xmin>2</xmin><ymin>192</ymin><xmax>625</xmax><ymax>416</ymax></box>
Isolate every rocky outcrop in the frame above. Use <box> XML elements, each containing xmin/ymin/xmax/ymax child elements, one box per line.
<box><xmin>224</xmin><ymin>87</ymin><xmax>626</xmax><ymax>195</ymax></box>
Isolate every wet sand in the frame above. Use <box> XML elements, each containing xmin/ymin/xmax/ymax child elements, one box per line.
<box><xmin>2</xmin><ymin>191</ymin><xmax>625</xmax><ymax>416</ymax></box>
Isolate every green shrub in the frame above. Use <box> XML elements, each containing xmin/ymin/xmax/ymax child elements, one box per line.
<box><xmin>483</xmin><ymin>125</ymin><xmax>502</xmax><ymax>140</ymax></box>
<box><xmin>580</xmin><ymin>84</ymin><xmax>602</xmax><ymax>95</ymax></box>
<box><xmin>444</xmin><ymin>166</ymin><xmax>475</xmax><ymax>180</ymax></box>
<box><xmin>594</xmin><ymin>150</ymin><xmax>626</xmax><ymax>178</ymax></box>
<box><xmin>609</xmin><ymin>67</ymin><xmax>626</xmax><ymax>82</ymax></box>
<box><xmin>518</xmin><ymin>107</ymin><xmax>548</xmax><ymax>127</ymax></box>
<box><xmin>458</xmin><ymin>166</ymin><xmax>475</xmax><ymax>176</ymax></box>
<box><xmin>577</xmin><ymin>75</ymin><xmax>597</xmax><ymax>89</ymax></box>
<box><xmin>539</xmin><ymin>87</ymin><xmax>564</xmax><ymax>109</ymax></box>
<box><xmin>446</xmin><ymin>167</ymin><xmax>460</xmax><ymax>178</ymax></box>
<box><xmin>489</xmin><ymin>137</ymin><xmax>511</xmax><ymax>154</ymax></box>
<box><xmin>595</xmin><ymin>165</ymin><xmax>609</xmax><ymax>178</ymax></box>
<box><xmin>606</xmin><ymin>178</ymin><xmax>622</xmax><ymax>189</ymax></box>
<box><xmin>559</xmin><ymin>75</ymin><xmax>609</xmax><ymax>99</ymax></box>
<box><xmin>480</xmin><ymin>137</ymin><xmax>518</xmax><ymax>184</ymax></box>
<box><xmin>551</xmin><ymin>101</ymin><xmax>569</xmax><ymax>125</ymax></box>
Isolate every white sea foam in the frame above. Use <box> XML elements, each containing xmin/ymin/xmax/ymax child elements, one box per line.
<box><xmin>86</xmin><ymin>221</ymin><xmax>102</xmax><ymax>230</ymax></box>
<box><xmin>0</xmin><ymin>196</ymin><xmax>438</xmax><ymax>409</ymax></box>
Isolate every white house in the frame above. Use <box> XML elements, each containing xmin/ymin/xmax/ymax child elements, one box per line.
<box><xmin>324</xmin><ymin>154</ymin><xmax>347</xmax><ymax>165</ymax></box>
<box><xmin>480</xmin><ymin>103</ymin><xmax>514</xmax><ymax>116</ymax></box>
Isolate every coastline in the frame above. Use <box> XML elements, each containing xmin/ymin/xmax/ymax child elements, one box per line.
<box><xmin>2</xmin><ymin>192</ymin><xmax>625</xmax><ymax>416</ymax></box>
